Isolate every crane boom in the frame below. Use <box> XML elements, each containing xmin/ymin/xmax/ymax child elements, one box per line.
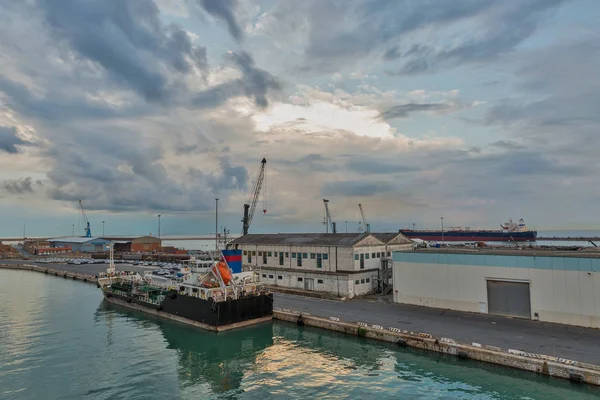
<box><xmin>242</xmin><ymin>158</ymin><xmax>267</xmax><ymax>235</ymax></box>
<box><xmin>323</xmin><ymin>199</ymin><xmax>336</xmax><ymax>233</ymax></box>
<box><xmin>358</xmin><ymin>203</ymin><xmax>370</xmax><ymax>232</ymax></box>
<box><xmin>79</xmin><ymin>200</ymin><xmax>92</xmax><ymax>237</ymax></box>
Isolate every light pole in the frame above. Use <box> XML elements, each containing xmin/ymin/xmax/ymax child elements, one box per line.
<box><xmin>102</xmin><ymin>221</ymin><xmax>105</xmax><ymax>237</ymax></box>
<box><xmin>215</xmin><ymin>198</ymin><xmax>219</xmax><ymax>252</ymax></box>
<box><xmin>72</xmin><ymin>224</ymin><xmax>74</xmax><ymax>236</ymax></box>
<box><xmin>441</xmin><ymin>217</ymin><xmax>444</xmax><ymax>246</ymax></box>
<box><xmin>345</xmin><ymin>221</ymin><xmax>348</xmax><ymax>233</ymax></box>
<box><xmin>157</xmin><ymin>215</ymin><xmax>161</xmax><ymax>238</ymax></box>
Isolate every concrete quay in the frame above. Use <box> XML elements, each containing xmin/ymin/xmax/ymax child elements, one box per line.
<box><xmin>273</xmin><ymin>310</ymin><xmax>600</xmax><ymax>386</ymax></box>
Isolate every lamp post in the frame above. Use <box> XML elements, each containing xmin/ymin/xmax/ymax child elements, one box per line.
<box><xmin>215</xmin><ymin>198</ymin><xmax>219</xmax><ymax>252</ymax></box>
<box><xmin>102</xmin><ymin>221</ymin><xmax>105</xmax><ymax>237</ymax></box>
<box><xmin>441</xmin><ymin>217</ymin><xmax>444</xmax><ymax>246</ymax></box>
<box><xmin>157</xmin><ymin>215</ymin><xmax>161</xmax><ymax>239</ymax></box>
<box><xmin>72</xmin><ymin>224</ymin><xmax>74</xmax><ymax>236</ymax></box>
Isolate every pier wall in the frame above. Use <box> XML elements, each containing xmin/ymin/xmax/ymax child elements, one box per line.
<box><xmin>392</xmin><ymin>252</ymin><xmax>600</xmax><ymax>328</ymax></box>
<box><xmin>273</xmin><ymin>309</ymin><xmax>600</xmax><ymax>386</ymax></box>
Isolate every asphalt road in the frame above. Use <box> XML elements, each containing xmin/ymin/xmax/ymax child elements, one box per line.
<box><xmin>4</xmin><ymin>258</ymin><xmax>600</xmax><ymax>365</ymax></box>
<box><xmin>274</xmin><ymin>293</ymin><xmax>600</xmax><ymax>366</ymax></box>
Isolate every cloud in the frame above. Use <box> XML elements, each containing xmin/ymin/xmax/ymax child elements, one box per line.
<box><xmin>345</xmin><ymin>158</ymin><xmax>419</xmax><ymax>174</ymax></box>
<box><xmin>198</xmin><ymin>0</ymin><xmax>243</xmax><ymax>42</ymax></box>
<box><xmin>378</xmin><ymin>103</ymin><xmax>453</xmax><ymax>120</ymax></box>
<box><xmin>322</xmin><ymin>180</ymin><xmax>395</xmax><ymax>197</ymax></box>
<box><xmin>2</xmin><ymin>177</ymin><xmax>43</xmax><ymax>194</ymax></box>
<box><xmin>0</xmin><ymin>126</ymin><xmax>28</xmax><ymax>153</ymax></box>
<box><xmin>36</xmin><ymin>0</ymin><xmax>208</xmax><ymax>103</ymax></box>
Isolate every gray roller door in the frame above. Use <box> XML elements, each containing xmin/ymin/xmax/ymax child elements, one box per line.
<box><xmin>487</xmin><ymin>280</ymin><xmax>531</xmax><ymax>319</ymax></box>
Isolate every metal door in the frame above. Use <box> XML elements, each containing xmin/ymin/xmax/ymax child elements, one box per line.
<box><xmin>304</xmin><ymin>278</ymin><xmax>314</xmax><ymax>291</ymax></box>
<box><xmin>487</xmin><ymin>280</ymin><xmax>531</xmax><ymax>319</ymax></box>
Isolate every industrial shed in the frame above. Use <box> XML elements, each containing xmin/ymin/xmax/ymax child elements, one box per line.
<box><xmin>48</xmin><ymin>237</ymin><xmax>110</xmax><ymax>253</ymax></box>
<box><xmin>227</xmin><ymin>232</ymin><xmax>414</xmax><ymax>298</ymax></box>
<box><xmin>392</xmin><ymin>249</ymin><xmax>600</xmax><ymax>328</ymax></box>
<box><xmin>131</xmin><ymin>236</ymin><xmax>162</xmax><ymax>252</ymax></box>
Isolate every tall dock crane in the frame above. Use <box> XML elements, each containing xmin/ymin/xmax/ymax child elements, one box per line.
<box><xmin>79</xmin><ymin>200</ymin><xmax>92</xmax><ymax>237</ymax></box>
<box><xmin>323</xmin><ymin>199</ymin><xmax>337</xmax><ymax>233</ymax></box>
<box><xmin>358</xmin><ymin>203</ymin><xmax>370</xmax><ymax>232</ymax></box>
<box><xmin>242</xmin><ymin>158</ymin><xmax>267</xmax><ymax>236</ymax></box>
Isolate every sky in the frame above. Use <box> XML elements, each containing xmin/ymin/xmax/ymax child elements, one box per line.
<box><xmin>1</xmin><ymin>0</ymin><xmax>600</xmax><ymax>237</ymax></box>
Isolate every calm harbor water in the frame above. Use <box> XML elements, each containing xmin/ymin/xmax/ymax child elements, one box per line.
<box><xmin>1</xmin><ymin>270</ymin><xmax>599</xmax><ymax>400</ymax></box>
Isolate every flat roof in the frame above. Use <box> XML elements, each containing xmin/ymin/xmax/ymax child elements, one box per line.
<box><xmin>396</xmin><ymin>247</ymin><xmax>600</xmax><ymax>259</ymax></box>
<box><xmin>228</xmin><ymin>232</ymin><xmax>411</xmax><ymax>247</ymax></box>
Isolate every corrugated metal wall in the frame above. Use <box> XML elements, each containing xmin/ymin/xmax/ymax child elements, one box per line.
<box><xmin>487</xmin><ymin>280</ymin><xmax>531</xmax><ymax>319</ymax></box>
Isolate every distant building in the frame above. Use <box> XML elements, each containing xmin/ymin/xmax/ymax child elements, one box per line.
<box><xmin>130</xmin><ymin>236</ymin><xmax>162</xmax><ymax>253</ymax></box>
<box><xmin>23</xmin><ymin>240</ymin><xmax>50</xmax><ymax>254</ymax></box>
<box><xmin>0</xmin><ymin>242</ymin><xmax>19</xmax><ymax>258</ymax></box>
<box><xmin>227</xmin><ymin>232</ymin><xmax>414</xmax><ymax>298</ymax></box>
<box><xmin>392</xmin><ymin>249</ymin><xmax>600</xmax><ymax>328</ymax></box>
<box><xmin>48</xmin><ymin>237</ymin><xmax>110</xmax><ymax>253</ymax></box>
<box><xmin>36</xmin><ymin>246</ymin><xmax>71</xmax><ymax>255</ymax></box>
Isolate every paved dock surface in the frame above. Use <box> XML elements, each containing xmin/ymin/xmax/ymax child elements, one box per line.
<box><xmin>0</xmin><ymin>259</ymin><xmax>155</xmax><ymax>276</ymax></box>
<box><xmin>274</xmin><ymin>293</ymin><xmax>600</xmax><ymax>366</ymax></box>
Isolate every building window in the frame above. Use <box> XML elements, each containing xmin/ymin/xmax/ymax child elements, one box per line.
<box><xmin>263</xmin><ymin>253</ymin><xmax>267</xmax><ymax>264</ymax></box>
<box><xmin>268</xmin><ymin>252</ymin><xmax>272</xmax><ymax>257</ymax></box>
<box><xmin>355</xmin><ymin>280</ymin><xmax>359</xmax><ymax>284</ymax></box>
<box><xmin>262</xmin><ymin>274</ymin><xmax>267</xmax><ymax>278</ymax></box>
<box><xmin>354</xmin><ymin>254</ymin><xmax>359</xmax><ymax>260</ymax></box>
<box><xmin>279</xmin><ymin>252</ymin><xmax>284</xmax><ymax>266</ymax></box>
<box><xmin>377</xmin><ymin>252</ymin><xmax>381</xmax><ymax>258</ymax></box>
<box><xmin>297</xmin><ymin>255</ymin><xmax>302</xmax><ymax>267</ymax></box>
<box><xmin>252</xmin><ymin>251</ymin><xmax>256</xmax><ymax>256</ymax></box>
<box><xmin>371</xmin><ymin>252</ymin><xmax>376</xmax><ymax>258</ymax></box>
<box><xmin>323</xmin><ymin>253</ymin><xmax>328</xmax><ymax>260</ymax></box>
<box><xmin>387</xmin><ymin>252</ymin><xmax>391</xmax><ymax>257</ymax></box>
<box><xmin>302</xmin><ymin>253</ymin><xmax>307</xmax><ymax>259</ymax></box>
<box><xmin>298</xmin><ymin>277</ymin><xmax>303</xmax><ymax>282</ymax></box>
<box><xmin>285</xmin><ymin>252</ymin><xmax>289</xmax><ymax>258</ymax></box>
<box><xmin>317</xmin><ymin>279</ymin><xmax>323</xmax><ymax>284</ymax></box>
<box><xmin>310</xmin><ymin>253</ymin><xmax>315</xmax><ymax>259</ymax></box>
<box><xmin>269</xmin><ymin>274</ymin><xmax>274</xmax><ymax>279</ymax></box>
<box><xmin>361</xmin><ymin>279</ymin><xmax>365</xmax><ymax>284</ymax></box>
<box><xmin>365</xmin><ymin>254</ymin><xmax>370</xmax><ymax>259</ymax></box>
<box><xmin>243</xmin><ymin>250</ymin><xmax>247</xmax><ymax>255</ymax></box>
<box><xmin>258</xmin><ymin>251</ymin><xmax>263</xmax><ymax>256</ymax></box>
<box><xmin>366</xmin><ymin>278</ymin><xmax>370</xmax><ymax>283</ymax></box>
<box><xmin>316</xmin><ymin>253</ymin><xmax>322</xmax><ymax>268</ymax></box>
<box><xmin>292</xmin><ymin>252</ymin><xmax>296</xmax><ymax>258</ymax></box>
<box><xmin>248</xmin><ymin>255</ymin><xmax>252</xmax><ymax>263</ymax></box>
<box><xmin>278</xmin><ymin>275</ymin><xmax>283</xmax><ymax>280</ymax></box>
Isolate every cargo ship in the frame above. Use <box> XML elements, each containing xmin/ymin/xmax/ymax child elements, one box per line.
<box><xmin>400</xmin><ymin>218</ymin><xmax>537</xmax><ymax>242</ymax></box>
<box><xmin>97</xmin><ymin>247</ymin><xmax>273</xmax><ymax>331</ymax></box>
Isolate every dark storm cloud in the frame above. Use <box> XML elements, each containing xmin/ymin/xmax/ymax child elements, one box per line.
<box><xmin>193</xmin><ymin>51</ymin><xmax>280</xmax><ymax>108</ymax></box>
<box><xmin>378</xmin><ymin>103</ymin><xmax>450</xmax><ymax>120</ymax></box>
<box><xmin>491</xmin><ymin>141</ymin><xmax>526</xmax><ymax>151</ymax></box>
<box><xmin>2</xmin><ymin>177</ymin><xmax>43</xmax><ymax>194</ymax></box>
<box><xmin>36</xmin><ymin>0</ymin><xmax>208</xmax><ymax>102</ymax></box>
<box><xmin>199</xmin><ymin>0</ymin><xmax>243</xmax><ymax>42</ymax></box>
<box><xmin>322</xmin><ymin>180</ymin><xmax>395</xmax><ymax>197</ymax></box>
<box><xmin>298</xmin><ymin>0</ymin><xmax>565</xmax><ymax>73</ymax></box>
<box><xmin>0</xmin><ymin>126</ymin><xmax>28</xmax><ymax>153</ymax></box>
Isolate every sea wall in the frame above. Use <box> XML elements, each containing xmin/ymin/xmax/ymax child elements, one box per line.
<box><xmin>273</xmin><ymin>308</ymin><xmax>600</xmax><ymax>386</ymax></box>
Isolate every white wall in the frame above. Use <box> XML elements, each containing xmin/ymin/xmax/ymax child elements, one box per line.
<box><xmin>392</xmin><ymin>258</ymin><xmax>600</xmax><ymax>328</ymax></box>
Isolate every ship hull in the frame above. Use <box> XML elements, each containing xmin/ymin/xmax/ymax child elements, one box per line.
<box><xmin>400</xmin><ymin>230</ymin><xmax>537</xmax><ymax>242</ymax></box>
<box><xmin>102</xmin><ymin>288</ymin><xmax>274</xmax><ymax>332</ymax></box>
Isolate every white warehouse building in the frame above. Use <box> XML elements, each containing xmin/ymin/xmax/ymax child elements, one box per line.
<box><xmin>392</xmin><ymin>249</ymin><xmax>600</xmax><ymax>328</ymax></box>
<box><xmin>227</xmin><ymin>232</ymin><xmax>414</xmax><ymax>298</ymax></box>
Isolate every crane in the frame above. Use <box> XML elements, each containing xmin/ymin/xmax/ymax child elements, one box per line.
<box><xmin>358</xmin><ymin>203</ymin><xmax>370</xmax><ymax>232</ymax></box>
<box><xmin>242</xmin><ymin>158</ymin><xmax>267</xmax><ymax>236</ymax></box>
<box><xmin>79</xmin><ymin>200</ymin><xmax>92</xmax><ymax>237</ymax></box>
<box><xmin>322</xmin><ymin>199</ymin><xmax>337</xmax><ymax>233</ymax></box>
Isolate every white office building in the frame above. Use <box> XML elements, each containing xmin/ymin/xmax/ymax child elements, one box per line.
<box><xmin>227</xmin><ymin>232</ymin><xmax>414</xmax><ymax>298</ymax></box>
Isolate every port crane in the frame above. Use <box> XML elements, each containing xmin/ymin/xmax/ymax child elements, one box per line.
<box><xmin>322</xmin><ymin>199</ymin><xmax>337</xmax><ymax>233</ymax></box>
<box><xmin>358</xmin><ymin>203</ymin><xmax>370</xmax><ymax>232</ymax></box>
<box><xmin>79</xmin><ymin>200</ymin><xmax>92</xmax><ymax>237</ymax></box>
<box><xmin>242</xmin><ymin>158</ymin><xmax>267</xmax><ymax>236</ymax></box>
